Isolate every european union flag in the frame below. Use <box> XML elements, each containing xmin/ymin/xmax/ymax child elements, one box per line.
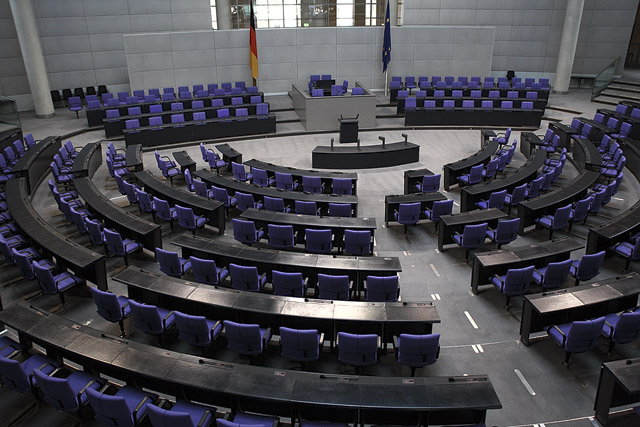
<box><xmin>382</xmin><ymin>0</ymin><xmax>391</xmax><ymax>73</ymax></box>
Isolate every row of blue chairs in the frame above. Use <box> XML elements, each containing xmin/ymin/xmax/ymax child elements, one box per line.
<box><xmin>398</xmin><ymin>88</ymin><xmax>543</xmax><ymax>100</ymax></box>
<box><xmin>89</xmin><ymin>288</ymin><xmax>436</xmax><ymax>376</ymax></box>
<box><xmin>108</xmin><ymin>96</ymin><xmax>268</xmax><ymax>118</ymax></box>
<box><xmin>154</xmin><ymin>246</ymin><xmax>399</xmax><ymax>301</ymax></box>
<box><xmin>391</xmin><ymin>75</ymin><xmax>550</xmax><ymax>90</ymax></box>
<box><xmin>405</xmin><ymin>99</ymin><xmax>536</xmax><ymax>111</ymax></box>
<box><xmin>0</xmin><ymin>134</ymin><xmax>37</xmax><ymax>183</ymax></box>
<box><xmin>232</xmin><ymin>218</ymin><xmax>371</xmax><ymax>255</ymax></box>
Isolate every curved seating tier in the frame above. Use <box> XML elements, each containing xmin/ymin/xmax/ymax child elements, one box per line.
<box><xmin>443</xmin><ymin>139</ymin><xmax>499</xmax><ymax>190</ymax></box>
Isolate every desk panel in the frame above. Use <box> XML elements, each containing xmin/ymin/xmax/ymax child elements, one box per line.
<box><xmin>384</xmin><ymin>193</ymin><xmax>448</xmax><ymax>227</ymax></box>
<box><xmin>405</xmin><ymin>108</ymin><xmax>543</xmax><ymax>128</ymax></box>
<box><xmin>443</xmin><ymin>139</ymin><xmax>499</xmax><ymax>191</ymax></box>
<box><xmin>311</xmin><ymin>142</ymin><xmax>420</xmax><ymax>170</ymax></box>
<box><xmin>438</xmin><ymin>208</ymin><xmax>509</xmax><ymax>251</ymax></box>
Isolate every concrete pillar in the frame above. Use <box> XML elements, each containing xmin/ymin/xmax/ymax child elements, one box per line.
<box><xmin>553</xmin><ymin>0</ymin><xmax>585</xmax><ymax>94</ymax></box>
<box><xmin>390</xmin><ymin>0</ymin><xmax>399</xmax><ymax>26</ymax></box>
<box><xmin>216</xmin><ymin>0</ymin><xmax>232</xmax><ymax>30</ymax></box>
<box><xmin>9</xmin><ymin>0</ymin><xmax>54</xmax><ymax>118</ymax></box>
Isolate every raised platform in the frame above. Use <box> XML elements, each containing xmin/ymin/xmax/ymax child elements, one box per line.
<box><xmin>312</xmin><ymin>140</ymin><xmax>420</xmax><ymax>169</ymax></box>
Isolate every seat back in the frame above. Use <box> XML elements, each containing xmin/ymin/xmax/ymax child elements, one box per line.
<box><xmin>553</xmin><ymin>204</ymin><xmax>572</xmax><ymax>229</ymax></box>
<box><xmin>397</xmin><ymin>333</ymin><xmax>440</xmax><ymax>367</ymax></box>
<box><xmin>229</xmin><ymin>263</ymin><xmax>262</xmax><ymax>291</ymax></box>
<box><xmin>174</xmin><ymin>311</ymin><xmax>213</xmax><ymax>346</ymax></box>
<box><xmin>337</xmin><ymin>332</ymin><xmax>378</xmax><ymax>366</ymax></box>
<box><xmin>272</xmin><ymin>271</ymin><xmax>305</xmax><ymax>297</ymax></box>
<box><xmin>305</xmin><ymin>229</ymin><xmax>332</xmax><ymax>253</ymax></box>
<box><xmin>33</xmin><ymin>262</ymin><xmax>58</xmax><ymax>295</ymax></box>
<box><xmin>295</xmin><ymin>200</ymin><xmax>318</xmax><ymax>215</ymax></box>
<box><xmin>156</xmin><ymin>248</ymin><xmax>184</xmax><ymax>276</ymax></box>
<box><xmin>565</xmin><ymin>317</ymin><xmax>606</xmax><ymax>353</ymax></box>
<box><xmin>268</xmin><ymin>224</ymin><xmax>294</xmax><ymax>249</ymax></box>
<box><xmin>317</xmin><ymin>274</ymin><xmax>350</xmax><ymax>300</ymax></box>
<box><xmin>147</xmin><ymin>402</ymin><xmax>197</xmax><ymax>427</ymax></box>
<box><xmin>275</xmin><ymin>172</ymin><xmax>295</xmax><ymax>190</ymax></box>
<box><xmin>484</xmin><ymin>158</ymin><xmax>498</xmax><ymax>179</ymax></box>
<box><xmin>420</xmin><ymin>174</ymin><xmax>440</xmax><ymax>192</ymax></box>
<box><xmin>90</xmin><ymin>287</ymin><xmax>125</xmax><ymax>323</ymax></box>
<box><xmin>494</xmin><ymin>218</ymin><xmax>520</xmax><ymax>245</ymax></box>
<box><xmin>153</xmin><ymin>198</ymin><xmax>173</xmax><ymax>222</ymax></box>
<box><xmin>528</xmin><ymin>176</ymin><xmax>544</xmax><ymax>198</ymax></box>
<box><xmin>252</xmin><ymin>168</ymin><xmax>270</xmax><ymax>187</ymax></box>
<box><xmin>396</xmin><ymin>202</ymin><xmax>421</xmax><ymax>225</ymax></box>
<box><xmin>430</xmin><ymin>200</ymin><xmax>454</xmax><ymax>221</ymax></box>
<box><xmin>235</xmin><ymin>192</ymin><xmax>256</xmax><ymax>211</ymax></box>
<box><xmin>332</xmin><ymin>178</ymin><xmax>352</xmax><ymax>195</ymax></box>
<box><xmin>232</xmin><ymin>218</ymin><xmax>259</xmax><ymax>244</ymax></box>
<box><xmin>104</xmin><ymin>228</ymin><xmax>126</xmax><ymax>256</ymax></box>
<box><xmin>86</xmin><ymin>388</ymin><xmax>136</xmax><ymax>427</ymax></box>
<box><xmin>264</xmin><ymin>196</ymin><xmax>286</xmax><ymax>212</ymax></box>
<box><xmin>541</xmin><ymin>259</ymin><xmax>572</xmax><ymax>289</ymax></box>
<box><xmin>610</xmin><ymin>312</ymin><xmax>640</xmax><ymax>344</ymax></box>
<box><xmin>487</xmin><ymin>190</ymin><xmax>507</xmax><ymax>209</ymax></box>
<box><xmin>129</xmin><ymin>300</ymin><xmax>164</xmax><ymax>334</ymax></box>
<box><xmin>509</xmin><ymin>184</ymin><xmax>527</xmax><ymax>205</ymax></box>
<box><xmin>223</xmin><ymin>320</ymin><xmax>264</xmax><ymax>354</ymax></box>
<box><xmin>461</xmin><ymin>223</ymin><xmax>488</xmax><ymax>248</ymax></box>
<box><xmin>232</xmin><ymin>162</ymin><xmax>249</xmax><ymax>181</ymax></box>
<box><xmin>328</xmin><ymin>203</ymin><xmax>351</xmax><ymax>217</ymax></box>
<box><xmin>176</xmin><ymin>205</ymin><xmax>198</xmax><ymax>229</ymax></box>
<box><xmin>502</xmin><ymin>265</ymin><xmax>534</xmax><ymax>296</ymax></box>
<box><xmin>33</xmin><ymin>370</ymin><xmax>80</xmax><ymax>412</ymax></box>
<box><xmin>572</xmin><ymin>198</ymin><xmax>591</xmax><ymax>222</ymax></box>
<box><xmin>344</xmin><ymin>230</ymin><xmax>372</xmax><ymax>255</ymax></box>
<box><xmin>469</xmin><ymin>164</ymin><xmax>484</xmax><ymax>184</ymax></box>
<box><xmin>212</xmin><ymin>187</ymin><xmax>232</xmax><ymax>206</ymax></box>
<box><xmin>0</xmin><ymin>357</ymin><xmax>31</xmax><ymax>392</ymax></box>
<box><xmin>191</xmin><ymin>256</ymin><xmax>221</xmax><ymax>285</ymax></box>
<box><xmin>280</xmin><ymin>327</ymin><xmax>319</xmax><ymax>362</ymax></box>
<box><xmin>302</xmin><ymin>176</ymin><xmax>323</xmax><ymax>193</ymax></box>
<box><xmin>366</xmin><ymin>275</ymin><xmax>399</xmax><ymax>302</ymax></box>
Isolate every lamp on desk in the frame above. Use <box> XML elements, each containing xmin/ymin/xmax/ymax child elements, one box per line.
<box><xmin>402</xmin><ymin>133</ymin><xmax>408</xmax><ymax>144</ymax></box>
<box><xmin>379</xmin><ymin>136</ymin><xmax>385</xmax><ymax>148</ymax></box>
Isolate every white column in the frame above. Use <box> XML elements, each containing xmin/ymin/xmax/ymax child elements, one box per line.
<box><xmin>390</xmin><ymin>0</ymin><xmax>399</xmax><ymax>26</ymax></box>
<box><xmin>553</xmin><ymin>0</ymin><xmax>585</xmax><ymax>94</ymax></box>
<box><xmin>9</xmin><ymin>0</ymin><xmax>54</xmax><ymax>118</ymax></box>
<box><xmin>216</xmin><ymin>0</ymin><xmax>232</xmax><ymax>30</ymax></box>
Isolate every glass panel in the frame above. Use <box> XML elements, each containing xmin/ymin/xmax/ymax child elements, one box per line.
<box><xmin>592</xmin><ymin>57</ymin><xmax>621</xmax><ymax>101</ymax></box>
<box><xmin>0</xmin><ymin>95</ymin><xmax>21</xmax><ymax>130</ymax></box>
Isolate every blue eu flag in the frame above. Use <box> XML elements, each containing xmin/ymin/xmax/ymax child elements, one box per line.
<box><xmin>382</xmin><ymin>0</ymin><xmax>391</xmax><ymax>73</ymax></box>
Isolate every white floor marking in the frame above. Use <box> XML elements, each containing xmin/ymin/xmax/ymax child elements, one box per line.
<box><xmin>429</xmin><ymin>263</ymin><xmax>440</xmax><ymax>277</ymax></box>
<box><xmin>403</xmin><ymin>251</ymin><xmax>408</xmax><ymax>256</ymax></box>
<box><xmin>471</xmin><ymin>345</ymin><xmax>479</xmax><ymax>353</ymax></box>
<box><xmin>464</xmin><ymin>311</ymin><xmax>478</xmax><ymax>329</ymax></box>
<box><xmin>612</xmin><ymin>197</ymin><xmax>624</xmax><ymax>201</ymax></box>
<box><xmin>476</xmin><ymin>344</ymin><xmax>484</xmax><ymax>353</ymax></box>
<box><xmin>110</xmin><ymin>195</ymin><xmax>127</xmax><ymax>200</ymax></box>
<box><xmin>434</xmin><ymin>294</ymin><xmax>441</xmax><ymax>300</ymax></box>
<box><xmin>514</xmin><ymin>369</ymin><xmax>536</xmax><ymax>395</ymax></box>
<box><xmin>431</xmin><ymin>294</ymin><xmax>436</xmax><ymax>300</ymax></box>
<box><xmin>453</xmin><ymin>201</ymin><xmax>459</xmax><ymax>206</ymax></box>
<box><xmin>434</xmin><ymin>248</ymin><xmax>440</xmax><ymax>253</ymax></box>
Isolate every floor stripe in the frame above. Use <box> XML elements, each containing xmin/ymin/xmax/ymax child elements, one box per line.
<box><xmin>514</xmin><ymin>369</ymin><xmax>536</xmax><ymax>395</ymax></box>
<box><xmin>464</xmin><ymin>311</ymin><xmax>478</xmax><ymax>329</ymax></box>
<box><xmin>612</xmin><ymin>197</ymin><xmax>624</xmax><ymax>201</ymax></box>
<box><xmin>453</xmin><ymin>201</ymin><xmax>459</xmax><ymax>206</ymax></box>
<box><xmin>471</xmin><ymin>344</ymin><xmax>479</xmax><ymax>353</ymax></box>
<box><xmin>434</xmin><ymin>294</ymin><xmax>441</xmax><ymax>300</ymax></box>
<box><xmin>431</xmin><ymin>294</ymin><xmax>436</xmax><ymax>300</ymax></box>
<box><xmin>476</xmin><ymin>344</ymin><xmax>484</xmax><ymax>353</ymax></box>
<box><xmin>589</xmin><ymin>418</ymin><xmax>599</xmax><ymax>427</ymax></box>
<box><xmin>110</xmin><ymin>195</ymin><xmax>127</xmax><ymax>200</ymax></box>
<box><xmin>403</xmin><ymin>251</ymin><xmax>408</xmax><ymax>256</ymax></box>
<box><xmin>434</xmin><ymin>248</ymin><xmax>440</xmax><ymax>253</ymax></box>
<box><xmin>429</xmin><ymin>263</ymin><xmax>440</xmax><ymax>277</ymax></box>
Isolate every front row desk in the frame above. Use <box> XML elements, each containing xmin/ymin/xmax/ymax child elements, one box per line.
<box><xmin>312</xmin><ymin>140</ymin><xmax>420</xmax><ymax>170</ymax></box>
<box><xmin>595</xmin><ymin>357</ymin><xmax>640</xmax><ymax>426</ymax></box>
<box><xmin>405</xmin><ymin>106</ymin><xmax>544</xmax><ymax>127</ymax></box>
<box><xmin>0</xmin><ymin>302</ymin><xmax>501</xmax><ymax>426</ymax></box>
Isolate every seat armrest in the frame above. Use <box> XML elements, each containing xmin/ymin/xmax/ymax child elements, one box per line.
<box><xmin>604</xmin><ymin>320</ymin><xmax>615</xmax><ymax>331</ymax></box>
<box><xmin>120</xmin><ymin>302</ymin><xmax>130</xmax><ymax>318</ymax></box>
<box><xmin>262</xmin><ymin>327</ymin><xmax>272</xmax><ymax>346</ymax></box>
<box><xmin>490</xmin><ymin>274</ymin><xmax>503</xmax><ymax>285</ymax></box>
<box><xmin>132</xmin><ymin>395</ymin><xmax>151</xmax><ymax>422</ymax></box>
<box><xmin>197</xmin><ymin>410</ymin><xmax>212</xmax><ymax>427</ymax></box>
<box><xmin>77</xmin><ymin>379</ymin><xmax>102</xmax><ymax>406</ymax></box>
<box><xmin>162</xmin><ymin>311</ymin><xmax>175</xmax><ymax>329</ymax></box>
<box><xmin>219</xmin><ymin>266</ymin><xmax>229</xmax><ymax>277</ymax></box>
<box><xmin>550</xmin><ymin>325</ymin><xmax>567</xmax><ymax>346</ymax></box>
<box><xmin>210</xmin><ymin>320</ymin><xmax>223</xmax><ymax>340</ymax></box>
<box><xmin>319</xmin><ymin>332</ymin><xmax>325</xmax><ymax>349</ymax></box>
<box><xmin>5</xmin><ymin>349</ymin><xmax>21</xmax><ymax>359</ymax></box>
<box><xmin>436</xmin><ymin>345</ymin><xmax>441</xmax><ymax>359</ymax></box>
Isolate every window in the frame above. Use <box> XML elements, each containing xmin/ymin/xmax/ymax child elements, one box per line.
<box><xmin>211</xmin><ymin>0</ymin><xmax>384</xmax><ymax>29</ymax></box>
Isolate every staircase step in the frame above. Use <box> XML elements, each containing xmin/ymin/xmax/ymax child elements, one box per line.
<box><xmin>591</xmin><ymin>98</ymin><xmax>620</xmax><ymax>106</ymax></box>
<box><xmin>608</xmin><ymin>85</ymin><xmax>640</xmax><ymax>94</ymax></box>
<box><xmin>613</xmin><ymin>79</ymin><xmax>640</xmax><ymax>87</ymax></box>
<box><xmin>599</xmin><ymin>91</ymin><xmax>640</xmax><ymax>102</ymax></box>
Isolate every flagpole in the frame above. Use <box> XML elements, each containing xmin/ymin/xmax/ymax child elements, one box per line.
<box><xmin>384</xmin><ymin>70</ymin><xmax>388</xmax><ymax>97</ymax></box>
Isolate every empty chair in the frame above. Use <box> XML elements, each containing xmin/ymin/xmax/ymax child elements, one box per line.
<box><xmin>331</xmin><ymin>85</ymin><xmax>343</xmax><ymax>96</ymax></box>
<box><xmin>533</xmin><ymin>258</ymin><xmax>573</xmax><ymax>290</ymax></box>
<box><xmin>395</xmin><ymin>333</ymin><xmax>440</xmax><ymax>376</ymax></box>
<box><xmin>343</xmin><ymin>230</ymin><xmax>372</xmax><ymax>256</ymax></box>
<box><xmin>483</xmin><ymin>158</ymin><xmax>499</xmax><ymax>181</ymax></box>
<box><xmin>190</xmin><ymin>256</ymin><xmax>229</xmax><ymax>286</ymax></box>
<box><xmin>33</xmin><ymin>262</ymin><xmax>84</xmax><ymax>306</ymax></box>
<box><xmin>33</xmin><ymin>369</ymin><xmax>105</xmax><ymax>415</ymax></box>
<box><xmin>609</xmin><ymin>238</ymin><xmax>640</xmax><ymax>272</ymax></box>
<box><xmin>332</xmin><ymin>178</ymin><xmax>353</xmax><ymax>195</ymax></box>
<box><xmin>252</xmin><ymin>168</ymin><xmax>274</xmax><ymax>187</ymax></box>
<box><xmin>212</xmin><ymin>186</ymin><xmax>237</xmax><ymax>213</ymax></box>
<box><xmin>337</xmin><ymin>332</ymin><xmax>378</xmax><ymax>373</ymax></box>
<box><xmin>504</xmin><ymin>183</ymin><xmax>527</xmax><ymax>214</ymax></box>
<box><xmin>365</xmin><ymin>275</ymin><xmax>399</xmax><ymax>302</ymax></box>
<box><xmin>491</xmin><ymin>265</ymin><xmax>535</xmax><ymax>308</ymax></box>
<box><xmin>569</xmin><ymin>251</ymin><xmax>605</xmax><ymax>286</ymax></box>
<box><xmin>568</xmin><ymin>197</ymin><xmax>591</xmax><ymax>230</ymax></box>
<box><xmin>535</xmin><ymin>204</ymin><xmax>572</xmax><ymax>239</ymax></box>
<box><xmin>193</xmin><ymin>179</ymin><xmax>214</xmax><ymax>200</ymax></box>
<box><xmin>0</xmin><ymin>350</ymin><xmax>61</xmax><ymax>394</ymax></box>
<box><xmin>153</xmin><ymin>197</ymin><xmax>177</xmax><ymax>230</ymax></box>
<box><xmin>424</xmin><ymin>199</ymin><xmax>453</xmax><ymax>231</ymax></box>
<box><xmin>272</xmin><ymin>271</ymin><xmax>307</xmax><ymax>297</ymax></box>
<box><xmin>328</xmin><ymin>203</ymin><xmax>351</xmax><ymax>217</ymax></box>
<box><xmin>601</xmin><ymin>310</ymin><xmax>640</xmax><ymax>353</ymax></box>
<box><xmin>174</xmin><ymin>311</ymin><xmax>222</xmax><ymax>356</ymax></box>
<box><xmin>232</xmin><ymin>218</ymin><xmax>264</xmax><ymax>245</ymax></box>
<box><xmin>267</xmin><ymin>224</ymin><xmax>295</xmax><ymax>249</ymax></box>
<box><xmin>184</xmin><ymin>169</ymin><xmax>195</xmax><ymax>192</ymax></box>
<box><xmin>85</xmin><ymin>385</ymin><xmax>158</xmax><ymax>427</ymax></box>
<box><xmin>129</xmin><ymin>299</ymin><xmax>175</xmax><ymax>346</ymax></box>
<box><xmin>90</xmin><ymin>287</ymin><xmax>131</xmax><ymax>336</ymax></box>
<box><xmin>415</xmin><ymin>174</ymin><xmax>440</xmax><ymax>193</ymax></box>
<box><xmin>452</xmin><ymin>223</ymin><xmax>488</xmax><ymax>259</ymax></box>
<box><xmin>13</xmin><ymin>248</ymin><xmax>55</xmax><ymax>281</ymax></box>
<box><xmin>485</xmin><ymin>218</ymin><xmax>520</xmax><ymax>248</ymax></box>
<box><xmin>235</xmin><ymin>192</ymin><xmax>263</xmax><ymax>212</ymax></box>
<box><xmin>475</xmin><ymin>189</ymin><xmax>507</xmax><ymax>210</ymax></box>
<box><xmin>394</xmin><ymin>202</ymin><xmax>421</xmax><ymax>233</ymax></box>
<box><xmin>526</xmin><ymin>175</ymin><xmax>544</xmax><ymax>199</ymax></box>
<box><xmin>264</xmin><ymin>196</ymin><xmax>290</xmax><ymax>213</ymax></box>
<box><xmin>280</xmin><ymin>327</ymin><xmax>322</xmax><ymax>364</ymax></box>
<box><xmin>275</xmin><ymin>172</ymin><xmax>299</xmax><ymax>191</ymax></box>
<box><xmin>229</xmin><ymin>263</ymin><xmax>267</xmax><ymax>292</ymax></box>
<box><xmin>206</xmin><ymin>150</ymin><xmax>227</xmax><ymax>174</ymax></box>
<box><xmin>223</xmin><ymin>320</ymin><xmax>271</xmax><ymax>359</ymax></box>
<box><xmin>311</xmin><ymin>88</ymin><xmax>323</xmax><ymax>97</ymax></box>
<box><xmin>68</xmin><ymin>96</ymin><xmax>82</xmax><ymax>118</ymax></box>
<box><xmin>104</xmin><ymin>228</ymin><xmax>142</xmax><ymax>267</ymax></box>
<box><xmin>317</xmin><ymin>274</ymin><xmax>351</xmax><ymax>300</ymax></box>
<box><xmin>302</xmin><ymin>176</ymin><xmax>324</xmax><ymax>193</ymax></box>
<box><xmin>147</xmin><ymin>400</ymin><xmax>215</xmax><ymax>427</ymax></box>
<box><xmin>545</xmin><ymin>317</ymin><xmax>606</xmax><ymax>364</ymax></box>
<box><xmin>493</xmin><ymin>128</ymin><xmax>512</xmax><ymax>145</ymax></box>
<box><xmin>305</xmin><ymin>229</ymin><xmax>333</xmax><ymax>254</ymax></box>
<box><xmin>458</xmin><ymin>164</ymin><xmax>484</xmax><ymax>187</ymax></box>
<box><xmin>232</xmin><ymin>162</ymin><xmax>252</xmax><ymax>181</ymax></box>
<box><xmin>295</xmin><ymin>200</ymin><xmax>320</xmax><ymax>216</ymax></box>
<box><xmin>176</xmin><ymin>205</ymin><xmax>208</xmax><ymax>235</ymax></box>
<box><xmin>156</xmin><ymin>248</ymin><xmax>192</xmax><ymax>277</ymax></box>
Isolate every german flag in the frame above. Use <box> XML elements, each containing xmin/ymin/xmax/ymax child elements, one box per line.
<box><xmin>249</xmin><ymin>1</ymin><xmax>258</xmax><ymax>84</ymax></box>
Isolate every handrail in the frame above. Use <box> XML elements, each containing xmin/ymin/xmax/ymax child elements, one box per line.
<box><xmin>591</xmin><ymin>56</ymin><xmax>621</xmax><ymax>100</ymax></box>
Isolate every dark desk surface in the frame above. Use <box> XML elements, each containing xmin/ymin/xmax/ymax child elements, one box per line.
<box><xmin>172</xmin><ymin>150</ymin><xmax>196</xmax><ymax>173</ymax></box>
<box><xmin>12</xmin><ymin>136</ymin><xmax>61</xmax><ymax>195</ymax></box>
<box><xmin>471</xmin><ymin>237</ymin><xmax>584</xmax><ymax>294</ymax></box>
<box><xmin>125</xmin><ymin>144</ymin><xmax>143</xmax><ymax>172</ymax></box>
<box><xmin>135</xmin><ymin>170</ymin><xmax>225</xmax><ymax>235</ymax></box>
<box><xmin>405</xmin><ymin>108</ymin><xmax>544</xmax><ymax>128</ymax></box>
<box><xmin>443</xmin><ymin>139</ymin><xmax>499</xmax><ymax>190</ymax></box>
<box><xmin>520</xmin><ymin>273</ymin><xmax>640</xmax><ymax>346</ymax></box>
<box><xmin>311</xmin><ymin>142</ymin><xmax>420</xmax><ymax>170</ymax></box>
<box><xmin>517</xmin><ymin>170</ymin><xmax>601</xmax><ymax>233</ymax></box>
<box><xmin>602</xmin><ymin>358</ymin><xmax>640</xmax><ymax>394</ymax></box>
<box><xmin>74</xmin><ymin>177</ymin><xmax>161</xmax><ymax>251</ymax></box>
<box><xmin>587</xmin><ymin>200</ymin><xmax>640</xmax><ymax>254</ymax></box>
<box><xmin>438</xmin><ymin>208</ymin><xmax>509</xmax><ymax>251</ymax></box>
<box><xmin>215</xmin><ymin>143</ymin><xmax>242</xmax><ymax>172</ymax></box>
<box><xmin>171</xmin><ymin>234</ymin><xmax>399</xmax><ymax>288</ymax></box>
<box><xmin>460</xmin><ymin>148</ymin><xmax>547</xmax><ymax>212</ymax></box>
<box><xmin>384</xmin><ymin>192</ymin><xmax>448</xmax><ymax>226</ymax></box>
<box><xmin>5</xmin><ymin>178</ymin><xmax>107</xmax><ymax>290</ymax></box>
<box><xmin>71</xmin><ymin>141</ymin><xmax>103</xmax><ymax>178</ymax></box>
<box><xmin>195</xmin><ymin>169</ymin><xmax>358</xmax><ymax>217</ymax></box>
<box><xmin>0</xmin><ymin>302</ymin><xmax>499</xmax><ymax>424</ymax></box>
<box><xmin>403</xmin><ymin>168</ymin><xmax>434</xmax><ymax>194</ymax></box>
<box><xmin>572</xmin><ymin>137</ymin><xmax>602</xmax><ymax>172</ymax></box>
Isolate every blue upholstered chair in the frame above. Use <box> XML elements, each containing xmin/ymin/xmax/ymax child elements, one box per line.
<box><xmin>365</xmin><ymin>275</ymin><xmax>399</xmax><ymax>302</ymax></box>
<box><xmin>193</xmin><ymin>179</ymin><xmax>214</xmax><ymax>200</ymax></box>
<box><xmin>33</xmin><ymin>369</ymin><xmax>105</xmax><ymax>415</ymax></box>
<box><xmin>176</xmin><ymin>205</ymin><xmax>208</xmax><ymax>235</ymax></box>
<box><xmin>302</xmin><ymin>176</ymin><xmax>324</xmax><ymax>193</ymax></box>
<box><xmin>174</xmin><ymin>311</ymin><xmax>223</xmax><ymax>356</ymax></box>
<box><xmin>317</xmin><ymin>274</ymin><xmax>351</xmax><ymax>300</ymax></box>
<box><xmin>104</xmin><ymin>228</ymin><xmax>142</xmax><ymax>267</ymax></box>
<box><xmin>485</xmin><ymin>218</ymin><xmax>520</xmax><ymax>249</ymax></box>
<box><xmin>264</xmin><ymin>196</ymin><xmax>290</xmax><ymax>213</ymax></box>
<box><xmin>0</xmin><ymin>351</ymin><xmax>60</xmax><ymax>394</ymax></box>
<box><xmin>190</xmin><ymin>256</ymin><xmax>229</xmax><ymax>286</ymax></box>
<box><xmin>272</xmin><ymin>271</ymin><xmax>307</xmax><ymax>297</ymax></box>
<box><xmin>275</xmin><ymin>172</ymin><xmax>299</xmax><ymax>191</ymax></box>
<box><xmin>153</xmin><ymin>197</ymin><xmax>177</xmax><ymax>231</ymax></box>
<box><xmin>457</xmin><ymin>164</ymin><xmax>484</xmax><ymax>187</ymax></box>
<box><xmin>343</xmin><ymin>230</ymin><xmax>372</xmax><ymax>256</ymax></box>
<box><xmin>280</xmin><ymin>327</ymin><xmax>323</xmax><ymax>365</ymax></box>
<box><xmin>569</xmin><ymin>251</ymin><xmax>605</xmax><ymax>286</ymax></box>
<box><xmin>394</xmin><ymin>202</ymin><xmax>421</xmax><ymax>234</ymax></box>
<box><xmin>452</xmin><ymin>223</ymin><xmax>488</xmax><ymax>259</ymax></box>
<box><xmin>223</xmin><ymin>320</ymin><xmax>271</xmax><ymax>359</ymax></box>
<box><xmin>424</xmin><ymin>199</ymin><xmax>453</xmax><ymax>231</ymax></box>
<box><xmin>235</xmin><ymin>192</ymin><xmax>263</xmax><ymax>212</ymax></box>
<box><xmin>129</xmin><ymin>300</ymin><xmax>175</xmax><ymax>345</ymax></box>
<box><xmin>332</xmin><ymin>178</ymin><xmax>353</xmax><ymax>195</ymax></box>
<box><xmin>233</xmin><ymin>218</ymin><xmax>264</xmax><ymax>245</ymax></box>
<box><xmin>610</xmin><ymin>238</ymin><xmax>640</xmax><ymax>272</ymax></box>
<box><xmin>156</xmin><ymin>248</ymin><xmax>192</xmax><ymax>277</ymax></box>
<box><xmin>86</xmin><ymin>385</ymin><xmax>158</xmax><ymax>427</ymax></box>
<box><xmin>229</xmin><ymin>263</ymin><xmax>267</xmax><ymax>292</ymax></box>
<box><xmin>212</xmin><ymin>186</ymin><xmax>237</xmax><ymax>213</ymax></box>
<box><xmin>504</xmin><ymin>183</ymin><xmax>528</xmax><ymax>214</ymax></box>
<box><xmin>337</xmin><ymin>332</ymin><xmax>379</xmax><ymax>373</ymax></box>
<box><xmin>267</xmin><ymin>224</ymin><xmax>295</xmax><ymax>249</ymax></box>
<box><xmin>395</xmin><ymin>333</ymin><xmax>440</xmax><ymax>376</ymax></box>
<box><xmin>217</xmin><ymin>413</ymin><xmax>278</xmax><ymax>427</ymax></box>
<box><xmin>535</xmin><ymin>204</ymin><xmax>572</xmax><ymax>239</ymax></box>
<box><xmin>147</xmin><ymin>400</ymin><xmax>215</xmax><ymax>427</ymax></box>
<box><xmin>415</xmin><ymin>174</ymin><xmax>441</xmax><ymax>193</ymax></box>
<box><xmin>252</xmin><ymin>168</ymin><xmax>274</xmax><ymax>187</ymax></box>
<box><xmin>328</xmin><ymin>203</ymin><xmax>351</xmax><ymax>217</ymax></box>
<box><xmin>475</xmin><ymin>189</ymin><xmax>507</xmax><ymax>211</ymax></box>
<box><xmin>232</xmin><ymin>162</ymin><xmax>252</xmax><ymax>182</ymax></box>
<box><xmin>532</xmin><ymin>259</ymin><xmax>572</xmax><ymax>290</ymax></box>
<box><xmin>545</xmin><ymin>317</ymin><xmax>606</xmax><ymax>364</ymax></box>
<box><xmin>491</xmin><ymin>265</ymin><xmax>535</xmax><ymax>308</ymax></box>
<box><xmin>33</xmin><ymin>261</ymin><xmax>84</xmax><ymax>306</ymax></box>
<box><xmin>305</xmin><ymin>229</ymin><xmax>333</xmax><ymax>254</ymax></box>
<box><xmin>90</xmin><ymin>287</ymin><xmax>131</xmax><ymax>336</ymax></box>
<box><xmin>601</xmin><ymin>310</ymin><xmax>640</xmax><ymax>353</ymax></box>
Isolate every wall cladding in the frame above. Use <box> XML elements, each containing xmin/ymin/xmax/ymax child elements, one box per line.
<box><xmin>124</xmin><ymin>26</ymin><xmax>494</xmax><ymax>93</ymax></box>
<box><xmin>403</xmin><ymin>0</ymin><xmax>639</xmax><ymax>79</ymax></box>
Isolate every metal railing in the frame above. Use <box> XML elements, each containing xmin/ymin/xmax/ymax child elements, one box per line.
<box><xmin>591</xmin><ymin>56</ymin><xmax>621</xmax><ymax>101</ymax></box>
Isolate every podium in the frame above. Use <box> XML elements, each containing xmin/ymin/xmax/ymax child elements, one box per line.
<box><xmin>339</xmin><ymin>115</ymin><xmax>359</xmax><ymax>143</ymax></box>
